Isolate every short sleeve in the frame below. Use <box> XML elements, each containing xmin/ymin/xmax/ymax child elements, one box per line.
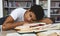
<box><xmin>10</xmin><ymin>8</ymin><xmax>26</xmax><ymax>21</ymax></box>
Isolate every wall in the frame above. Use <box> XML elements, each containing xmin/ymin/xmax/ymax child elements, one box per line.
<box><xmin>0</xmin><ymin>0</ymin><xmax>3</xmax><ymax>18</ymax></box>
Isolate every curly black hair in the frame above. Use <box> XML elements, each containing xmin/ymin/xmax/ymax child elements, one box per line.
<box><xmin>30</xmin><ymin>5</ymin><xmax>44</xmax><ymax>21</ymax></box>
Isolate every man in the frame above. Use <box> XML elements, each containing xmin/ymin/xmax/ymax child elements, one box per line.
<box><xmin>2</xmin><ymin>5</ymin><xmax>53</xmax><ymax>31</ymax></box>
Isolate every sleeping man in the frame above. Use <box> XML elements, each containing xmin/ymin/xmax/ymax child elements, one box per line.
<box><xmin>2</xmin><ymin>5</ymin><xmax>53</xmax><ymax>31</ymax></box>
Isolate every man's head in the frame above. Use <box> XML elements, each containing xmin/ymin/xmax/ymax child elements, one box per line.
<box><xmin>24</xmin><ymin>5</ymin><xmax>44</xmax><ymax>22</ymax></box>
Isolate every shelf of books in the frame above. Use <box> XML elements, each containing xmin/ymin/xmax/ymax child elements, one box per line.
<box><xmin>3</xmin><ymin>0</ymin><xmax>48</xmax><ymax>18</ymax></box>
<box><xmin>50</xmin><ymin>0</ymin><xmax>60</xmax><ymax>23</ymax></box>
<box><xmin>3</xmin><ymin>0</ymin><xmax>33</xmax><ymax>16</ymax></box>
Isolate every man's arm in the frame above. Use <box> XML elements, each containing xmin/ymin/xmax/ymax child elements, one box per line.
<box><xmin>2</xmin><ymin>16</ymin><xmax>25</xmax><ymax>31</ymax></box>
<box><xmin>39</xmin><ymin>18</ymin><xmax>53</xmax><ymax>24</ymax></box>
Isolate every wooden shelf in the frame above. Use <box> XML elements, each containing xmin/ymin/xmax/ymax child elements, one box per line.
<box><xmin>5</xmin><ymin>7</ymin><xmax>47</xmax><ymax>9</ymax></box>
<box><xmin>55</xmin><ymin>21</ymin><xmax>60</xmax><ymax>23</ymax></box>
<box><xmin>9</xmin><ymin>1</ymin><xmax>32</xmax><ymax>2</ymax></box>
<box><xmin>51</xmin><ymin>1</ymin><xmax>60</xmax><ymax>2</ymax></box>
<box><xmin>40</xmin><ymin>0</ymin><xmax>47</xmax><ymax>1</ymax></box>
<box><xmin>51</xmin><ymin>0</ymin><xmax>60</xmax><ymax>1</ymax></box>
<box><xmin>4</xmin><ymin>7</ymin><xmax>30</xmax><ymax>9</ymax></box>
<box><xmin>43</xmin><ymin>8</ymin><xmax>48</xmax><ymax>10</ymax></box>
<box><xmin>8</xmin><ymin>0</ymin><xmax>31</xmax><ymax>1</ymax></box>
<box><xmin>51</xmin><ymin>14</ymin><xmax>60</xmax><ymax>15</ymax></box>
<box><xmin>51</xmin><ymin>7</ymin><xmax>60</xmax><ymax>9</ymax></box>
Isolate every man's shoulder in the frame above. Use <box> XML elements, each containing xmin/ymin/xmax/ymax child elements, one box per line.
<box><xmin>15</xmin><ymin>8</ymin><xmax>24</xmax><ymax>10</ymax></box>
<box><xmin>11</xmin><ymin>8</ymin><xmax>26</xmax><ymax>13</ymax></box>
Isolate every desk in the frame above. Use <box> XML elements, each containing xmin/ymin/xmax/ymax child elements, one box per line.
<box><xmin>0</xmin><ymin>30</ymin><xmax>17</xmax><ymax>36</ymax></box>
<box><xmin>0</xmin><ymin>30</ymin><xmax>37</xmax><ymax>36</ymax></box>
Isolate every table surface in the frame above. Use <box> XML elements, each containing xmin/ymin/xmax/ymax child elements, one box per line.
<box><xmin>0</xmin><ymin>30</ymin><xmax>37</xmax><ymax>36</ymax></box>
<box><xmin>0</xmin><ymin>30</ymin><xmax>17</xmax><ymax>36</ymax></box>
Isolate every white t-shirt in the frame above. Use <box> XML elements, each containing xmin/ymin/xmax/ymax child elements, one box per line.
<box><xmin>10</xmin><ymin>8</ymin><xmax>26</xmax><ymax>22</ymax></box>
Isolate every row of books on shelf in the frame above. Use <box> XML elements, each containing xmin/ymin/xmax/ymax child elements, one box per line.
<box><xmin>51</xmin><ymin>0</ymin><xmax>60</xmax><ymax>1</ymax></box>
<box><xmin>51</xmin><ymin>2</ymin><xmax>60</xmax><ymax>8</ymax></box>
<box><xmin>4</xmin><ymin>9</ymin><xmax>14</xmax><ymax>15</ymax></box>
<box><xmin>9</xmin><ymin>0</ymin><xmax>31</xmax><ymax>1</ymax></box>
<box><xmin>51</xmin><ymin>16</ymin><xmax>60</xmax><ymax>21</ymax></box>
<box><xmin>4</xmin><ymin>1</ymin><xmax>31</xmax><ymax>8</ymax></box>
<box><xmin>4</xmin><ymin>1</ymin><xmax>7</xmax><ymax>7</ymax></box>
<box><xmin>55</xmin><ymin>16</ymin><xmax>60</xmax><ymax>21</ymax></box>
<box><xmin>50</xmin><ymin>9</ymin><xmax>60</xmax><ymax>14</ymax></box>
<box><xmin>4</xmin><ymin>9</ymin><xmax>48</xmax><ymax>17</ymax></box>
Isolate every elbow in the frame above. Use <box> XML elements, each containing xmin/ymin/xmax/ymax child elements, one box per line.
<box><xmin>2</xmin><ymin>25</ymin><xmax>8</xmax><ymax>31</ymax></box>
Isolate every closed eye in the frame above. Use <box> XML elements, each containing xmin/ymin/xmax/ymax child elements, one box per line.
<box><xmin>30</xmin><ymin>14</ymin><xmax>32</xmax><ymax>17</ymax></box>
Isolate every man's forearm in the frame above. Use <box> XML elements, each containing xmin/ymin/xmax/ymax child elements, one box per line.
<box><xmin>2</xmin><ymin>22</ymin><xmax>24</xmax><ymax>31</ymax></box>
<box><xmin>39</xmin><ymin>18</ymin><xmax>53</xmax><ymax>24</ymax></box>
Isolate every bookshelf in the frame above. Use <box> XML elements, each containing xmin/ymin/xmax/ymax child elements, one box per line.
<box><xmin>3</xmin><ymin>0</ymin><xmax>34</xmax><ymax>16</ymax></box>
<box><xmin>3</xmin><ymin>0</ymin><xmax>49</xmax><ymax>18</ymax></box>
<box><xmin>3</xmin><ymin>0</ymin><xmax>60</xmax><ymax>23</ymax></box>
<box><xmin>50</xmin><ymin>0</ymin><xmax>60</xmax><ymax>23</ymax></box>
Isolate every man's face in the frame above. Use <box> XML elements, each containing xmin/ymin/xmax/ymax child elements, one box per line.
<box><xmin>24</xmin><ymin>10</ymin><xmax>36</xmax><ymax>22</ymax></box>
